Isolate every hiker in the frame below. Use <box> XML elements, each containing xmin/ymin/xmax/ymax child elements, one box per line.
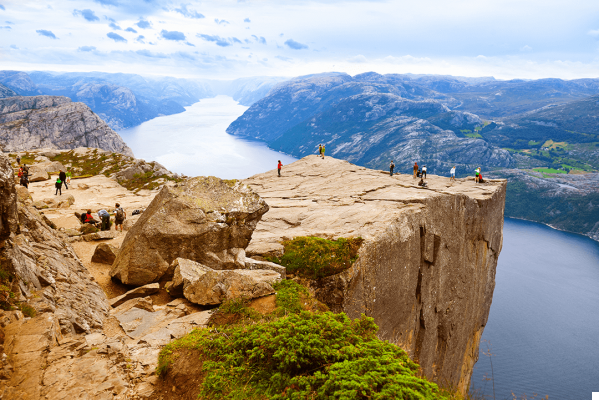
<box><xmin>17</xmin><ymin>167</ymin><xmax>23</xmax><ymax>181</ymax></box>
<box><xmin>390</xmin><ymin>160</ymin><xmax>395</xmax><ymax>176</ymax></box>
<box><xmin>59</xmin><ymin>170</ymin><xmax>68</xmax><ymax>190</ymax></box>
<box><xmin>418</xmin><ymin>177</ymin><xmax>427</xmax><ymax>187</ymax></box>
<box><xmin>83</xmin><ymin>209</ymin><xmax>98</xmax><ymax>225</ymax></box>
<box><xmin>413</xmin><ymin>162</ymin><xmax>418</xmax><ymax>178</ymax></box>
<box><xmin>114</xmin><ymin>203</ymin><xmax>126</xmax><ymax>232</ymax></box>
<box><xmin>97</xmin><ymin>209</ymin><xmax>111</xmax><ymax>231</ymax></box>
<box><xmin>16</xmin><ymin>155</ymin><xmax>20</xmax><ymax>165</ymax></box>
<box><xmin>422</xmin><ymin>165</ymin><xmax>427</xmax><ymax>179</ymax></box>
<box><xmin>20</xmin><ymin>174</ymin><xmax>28</xmax><ymax>189</ymax></box>
<box><xmin>55</xmin><ymin>177</ymin><xmax>62</xmax><ymax>195</ymax></box>
<box><xmin>450</xmin><ymin>166</ymin><xmax>456</xmax><ymax>181</ymax></box>
<box><xmin>321</xmin><ymin>145</ymin><xmax>326</xmax><ymax>159</ymax></box>
<box><xmin>66</xmin><ymin>168</ymin><xmax>72</xmax><ymax>185</ymax></box>
<box><xmin>475</xmin><ymin>167</ymin><xmax>481</xmax><ymax>183</ymax></box>
<box><xmin>277</xmin><ymin>160</ymin><xmax>283</xmax><ymax>177</ymax></box>
<box><xmin>478</xmin><ymin>172</ymin><xmax>485</xmax><ymax>184</ymax></box>
<box><xmin>318</xmin><ymin>144</ymin><xmax>322</xmax><ymax>157</ymax></box>
<box><xmin>22</xmin><ymin>164</ymin><xmax>29</xmax><ymax>178</ymax></box>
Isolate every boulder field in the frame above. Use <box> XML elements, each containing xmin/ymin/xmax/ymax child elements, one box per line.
<box><xmin>242</xmin><ymin>155</ymin><xmax>506</xmax><ymax>393</ymax></box>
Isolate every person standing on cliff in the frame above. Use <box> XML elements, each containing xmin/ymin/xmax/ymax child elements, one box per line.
<box><xmin>277</xmin><ymin>160</ymin><xmax>283</xmax><ymax>177</ymax></box>
<box><xmin>390</xmin><ymin>161</ymin><xmax>395</xmax><ymax>176</ymax></box>
<box><xmin>475</xmin><ymin>167</ymin><xmax>481</xmax><ymax>183</ymax></box>
<box><xmin>318</xmin><ymin>144</ymin><xmax>322</xmax><ymax>157</ymax></box>
<box><xmin>321</xmin><ymin>145</ymin><xmax>326</xmax><ymax>159</ymax></box>
<box><xmin>413</xmin><ymin>162</ymin><xmax>418</xmax><ymax>178</ymax></box>
<box><xmin>59</xmin><ymin>170</ymin><xmax>68</xmax><ymax>190</ymax></box>
<box><xmin>450</xmin><ymin>166</ymin><xmax>456</xmax><ymax>181</ymax></box>
<box><xmin>422</xmin><ymin>165</ymin><xmax>427</xmax><ymax>179</ymax></box>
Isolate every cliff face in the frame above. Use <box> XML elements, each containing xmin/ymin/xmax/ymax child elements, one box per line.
<box><xmin>0</xmin><ymin>96</ymin><xmax>133</xmax><ymax>156</ymax></box>
<box><xmin>243</xmin><ymin>156</ymin><xmax>506</xmax><ymax>393</ymax></box>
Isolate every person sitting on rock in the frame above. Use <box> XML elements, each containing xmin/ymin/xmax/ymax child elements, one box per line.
<box><xmin>114</xmin><ymin>203</ymin><xmax>126</xmax><ymax>232</ymax></box>
<box><xmin>84</xmin><ymin>209</ymin><xmax>99</xmax><ymax>226</ymax></box>
<box><xmin>55</xmin><ymin>177</ymin><xmax>62</xmax><ymax>196</ymax></box>
<box><xmin>59</xmin><ymin>170</ymin><xmax>68</xmax><ymax>190</ymax></box>
<box><xmin>418</xmin><ymin>177</ymin><xmax>427</xmax><ymax>187</ymax></box>
<box><xmin>97</xmin><ymin>209</ymin><xmax>111</xmax><ymax>231</ymax></box>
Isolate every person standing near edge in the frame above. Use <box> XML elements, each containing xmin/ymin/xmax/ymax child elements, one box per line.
<box><xmin>59</xmin><ymin>169</ymin><xmax>68</xmax><ymax>190</ymax></box>
<box><xmin>413</xmin><ymin>162</ymin><xmax>418</xmax><ymax>178</ymax></box>
<box><xmin>318</xmin><ymin>144</ymin><xmax>322</xmax><ymax>157</ymax></box>
<box><xmin>114</xmin><ymin>203</ymin><xmax>126</xmax><ymax>232</ymax></box>
<box><xmin>450</xmin><ymin>165</ymin><xmax>456</xmax><ymax>181</ymax></box>
<box><xmin>321</xmin><ymin>145</ymin><xmax>326</xmax><ymax>158</ymax></box>
<box><xmin>475</xmin><ymin>167</ymin><xmax>481</xmax><ymax>183</ymax></box>
<box><xmin>277</xmin><ymin>160</ymin><xmax>283</xmax><ymax>177</ymax></box>
<box><xmin>422</xmin><ymin>165</ymin><xmax>427</xmax><ymax>179</ymax></box>
<box><xmin>389</xmin><ymin>160</ymin><xmax>395</xmax><ymax>176</ymax></box>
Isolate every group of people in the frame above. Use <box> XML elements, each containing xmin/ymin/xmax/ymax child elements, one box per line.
<box><xmin>318</xmin><ymin>144</ymin><xmax>326</xmax><ymax>159</ymax></box>
<box><xmin>54</xmin><ymin>169</ymin><xmax>72</xmax><ymax>195</ymax></box>
<box><xmin>81</xmin><ymin>203</ymin><xmax>127</xmax><ymax>232</ymax></box>
<box><xmin>387</xmin><ymin>162</ymin><xmax>479</xmax><ymax>185</ymax></box>
<box><xmin>17</xmin><ymin>164</ymin><xmax>30</xmax><ymax>188</ymax></box>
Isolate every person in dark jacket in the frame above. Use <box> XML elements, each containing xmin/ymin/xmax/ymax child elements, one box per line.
<box><xmin>390</xmin><ymin>161</ymin><xmax>395</xmax><ymax>176</ymax></box>
<box><xmin>20</xmin><ymin>175</ymin><xmax>28</xmax><ymax>189</ymax></box>
<box><xmin>59</xmin><ymin>170</ymin><xmax>68</xmax><ymax>189</ymax></box>
<box><xmin>55</xmin><ymin>177</ymin><xmax>62</xmax><ymax>195</ymax></box>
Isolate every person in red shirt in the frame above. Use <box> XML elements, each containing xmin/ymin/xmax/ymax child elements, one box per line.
<box><xmin>277</xmin><ymin>160</ymin><xmax>283</xmax><ymax>177</ymax></box>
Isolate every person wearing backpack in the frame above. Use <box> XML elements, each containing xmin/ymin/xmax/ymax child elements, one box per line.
<box><xmin>55</xmin><ymin>177</ymin><xmax>62</xmax><ymax>195</ymax></box>
<box><xmin>114</xmin><ymin>203</ymin><xmax>126</xmax><ymax>232</ymax></box>
<box><xmin>59</xmin><ymin>170</ymin><xmax>68</xmax><ymax>190</ymax></box>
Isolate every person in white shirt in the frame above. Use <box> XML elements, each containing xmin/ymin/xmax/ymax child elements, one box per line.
<box><xmin>422</xmin><ymin>165</ymin><xmax>427</xmax><ymax>179</ymax></box>
<box><xmin>450</xmin><ymin>166</ymin><xmax>456</xmax><ymax>181</ymax></box>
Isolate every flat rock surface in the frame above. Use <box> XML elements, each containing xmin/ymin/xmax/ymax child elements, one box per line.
<box><xmin>243</xmin><ymin>155</ymin><xmax>504</xmax><ymax>255</ymax></box>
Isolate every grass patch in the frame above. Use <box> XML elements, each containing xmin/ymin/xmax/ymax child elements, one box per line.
<box><xmin>532</xmin><ymin>167</ymin><xmax>567</xmax><ymax>175</ymax></box>
<box><xmin>157</xmin><ymin>311</ymin><xmax>451</xmax><ymax>399</ymax></box>
<box><xmin>267</xmin><ymin>236</ymin><xmax>363</xmax><ymax>280</ymax></box>
<box><xmin>465</xmin><ymin>133</ymin><xmax>482</xmax><ymax>138</ymax></box>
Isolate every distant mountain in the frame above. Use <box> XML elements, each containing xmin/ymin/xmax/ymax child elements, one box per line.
<box><xmin>0</xmin><ymin>95</ymin><xmax>133</xmax><ymax>155</ymax></box>
<box><xmin>0</xmin><ymin>71</ymin><xmax>42</xmax><ymax>96</ymax></box>
<box><xmin>0</xmin><ymin>83</ymin><xmax>17</xmax><ymax>98</ymax></box>
<box><xmin>207</xmin><ymin>76</ymin><xmax>289</xmax><ymax>106</ymax></box>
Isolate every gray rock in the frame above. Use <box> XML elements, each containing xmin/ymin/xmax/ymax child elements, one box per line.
<box><xmin>169</xmin><ymin>258</ymin><xmax>281</xmax><ymax>305</ymax></box>
<box><xmin>0</xmin><ymin>96</ymin><xmax>133</xmax><ymax>156</ymax></box>
<box><xmin>28</xmin><ymin>165</ymin><xmax>49</xmax><ymax>182</ymax></box>
<box><xmin>82</xmin><ymin>230</ymin><xmax>117</xmax><ymax>241</ymax></box>
<box><xmin>109</xmin><ymin>283</ymin><xmax>160</xmax><ymax>308</ymax></box>
<box><xmin>110</xmin><ymin>176</ymin><xmax>269</xmax><ymax>286</ymax></box>
<box><xmin>244</xmin><ymin>257</ymin><xmax>286</xmax><ymax>279</ymax></box>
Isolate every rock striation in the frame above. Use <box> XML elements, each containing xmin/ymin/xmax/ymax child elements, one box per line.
<box><xmin>243</xmin><ymin>155</ymin><xmax>506</xmax><ymax>394</ymax></box>
<box><xmin>110</xmin><ymin>176</ymin><xmax>269</xmax><ymax>286</ymax></box>
<box><xmin>0</xmin><ymin>96</ymin><xmax>133</xmax><ymax>156</ymax></box>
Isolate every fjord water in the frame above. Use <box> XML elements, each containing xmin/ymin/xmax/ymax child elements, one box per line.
<box><xmin>119</xmin><ymin>95</ymin><xmax>297</xmax><ymax>179</ymax></box>
<box><xmin>470</xmin><ymin>218</ymin><xmax>599</xmax><ymax>399</ymax></box>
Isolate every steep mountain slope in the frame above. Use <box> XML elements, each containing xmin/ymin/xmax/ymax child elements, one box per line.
<box><xmin>0</xmin><ymin>96</ymin><xmax>133</xmax><ymax>156</ymax></box>
<box><xmin>0</xmin><ymin>83</ymin><xmax>17</xmax><ymax>98</ymax></box>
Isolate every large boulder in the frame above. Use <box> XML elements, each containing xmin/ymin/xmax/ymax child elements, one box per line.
<box><xmin>108</xmin><ymin>283</ymin><xmax>160</xmax><ymax>308</ymax></box>
<box><xmin>28</xmin><ymin>165</ymin><xmax>49</xmax><ymax>182</ymax></box>
<box><xmin>110</xmin><ymin>177</ymin><xmax>269</xmax><ymax>286</ymax></box>
<box><xmin>167</xmin><ymin>258</ymin><xmax>281</xmax><ymax>305</ymax></box>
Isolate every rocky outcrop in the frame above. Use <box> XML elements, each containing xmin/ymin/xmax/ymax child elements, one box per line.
<box><xmin>243</xmin><ymin>155</ymin><xmax>506</xmax><ymax>394</ymax></box>
<box><xmin>91</xmin><ymin>242</ymin><xmax>119</xmax><ymax>264</ymax></box>
<box><xmin>0</xmin><ymin>96</ymin><xmax>133</xmax><ymax>156</ymax></box>
<box><xmin>0</xmin><ymin>83</ymin><xmax>17</xmax><ymax>99</ymax></box>
<box><xmin>110</xmin><ymin>176</ymin><xmax>269</xmax><ymax>286</ymax></box>
<box><xmin>166</xmin><ymin>258</ymin><xmax>281</xmax><ymax>305</ymax></box>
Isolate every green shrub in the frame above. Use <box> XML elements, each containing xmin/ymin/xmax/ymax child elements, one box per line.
<box><xmin>157</xmin><ymin>311</ymin><xmax>448</xmax><ymax>399</ymax></box>
<box><xmin>273</xmin><ymin>280</ymin><xmax>309</xmax><ymax>315</ymax></box>
<box><xmin>267</xmin><ymin>236</ymin><xmax>363</xmax><ymax>280</ymax></box>
<box><xmin>208</xmin><ymin>296</ymin><xmax>262</xmax><ymax>327</ymax></box>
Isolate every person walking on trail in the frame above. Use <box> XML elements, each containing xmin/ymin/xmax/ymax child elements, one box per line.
<box><xmin>321</xmin><ymin>145</ymin><xmax>326</xmax><ymax>159</ymax></box>
<box><xmin>16</xmin><ymin>155</ymin><xmax>20</xmax><ymax>165</ymax></box>
<box><xmin>475</xmin><ymin>167</ymin><xmax>481</xmax><ymax>183</ymax></box>
<box><xmin>390</xmin><ymin>161</ymin><xmax>395</xmax><ymax>176</ymax></box>
<box><xmin>59</xmin><ymin>170</ymin><xmax>68</xmax><ymax>190</ymax></box>
<box><xmin>22</xmin><ymin>164</ymin><xmax>29</xmax><ymax>178</ymax></box>
<box><xmin>114</xmin><ymin>203</ymin><xmax>126</xmax><ymax>232</ymax></box>
<box><xmin>450</xmin><ymin>166</ymin><xmax>456</xmax><ymax>181</ymax></box>
<box><xmin>66</xmin><ymin>168</ymin><xmax>72</xmax><ymax>185</ymax></box>
<box><xmin>277</xmin><ymin>160</ymin><xmax>283</xmax><ymax>177</ymax></box>
<box><xmin>413</xmin><ymin>162</ymin><xmax>418</xmax><ymax>178</ymax></box>
<box><xmin>55</xmin><ymin>177</ymin><xmax>62</xmax><ymax>196</ymax></box>
<box><xmin>98</xmin><ymin>209</ymin><xmax>111</xmax><ymax>231</ymax></box>
<box><xmin>422</xmin><ymin>165</ymin><xmax>427</xmax><ymax>179</ymax></box>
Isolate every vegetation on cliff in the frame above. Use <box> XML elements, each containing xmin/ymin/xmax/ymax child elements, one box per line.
<box><xmin>267</xmin><ymin>236</ymin><xmax>364</xmax><ymax>280</ymax></box>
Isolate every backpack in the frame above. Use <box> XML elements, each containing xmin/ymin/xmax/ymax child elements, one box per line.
<box><xmin>116</xmin><ymin>207</ymin><xmax>125</xmax><ymax>220</ymax></box>
<box><xmin>80</xmin><ymin>213</ymin><xmax>87</xmax><ymax>223</ymax></box>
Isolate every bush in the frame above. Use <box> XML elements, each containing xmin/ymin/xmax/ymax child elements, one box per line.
<box><xmin>267</xmin><ymin>236</ymin><xmax>363</xmax><ymax>280</ymax></box>
<box><xmin>273</xmin><ymin>279</ymin><xmax>310</xmax><ymax>315</ymax></box>
<box><xmin>157</xmin><ymin>311</ymin><xmax>448</xmax><ymax>400</ymax></box>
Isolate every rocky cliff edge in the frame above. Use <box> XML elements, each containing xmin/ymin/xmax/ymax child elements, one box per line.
<box><xmin>243</xmin><ymin>155</ymin><xmax>506</xmax><ymax>393</ymax></box>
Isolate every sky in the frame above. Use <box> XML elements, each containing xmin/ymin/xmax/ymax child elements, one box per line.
<box><xmin>1</xmin><ymin>0</ymin><xmax>599</xmax><ymax>80</ymax></box>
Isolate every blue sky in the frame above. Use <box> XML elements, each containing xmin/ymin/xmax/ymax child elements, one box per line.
<box><xmin>1</xmin><ymin>0</ymin><xmax>599</xmax><ymax>79</ymax></box>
